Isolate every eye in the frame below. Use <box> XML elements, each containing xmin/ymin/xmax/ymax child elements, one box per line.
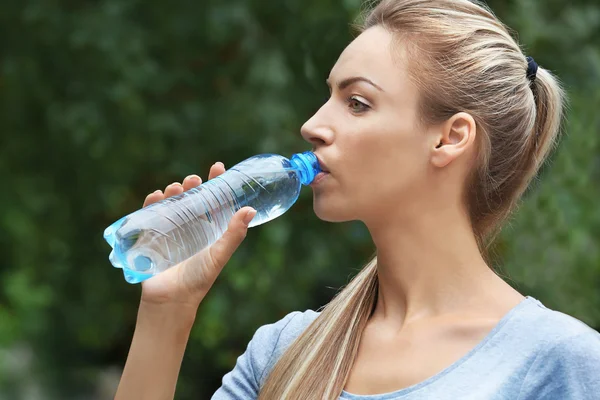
<box><xmin>347</xmin><ymin>96</ymin><xmax>370</xmax><ymax>114</ymax></box>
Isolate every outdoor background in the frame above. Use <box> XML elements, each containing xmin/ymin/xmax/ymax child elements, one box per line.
<box><xmin>1</xmin><ymin>0</ymin><xmax>599</xmax><ymax>398</ymax></box>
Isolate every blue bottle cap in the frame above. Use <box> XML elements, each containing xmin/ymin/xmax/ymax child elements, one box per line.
<box><xmin>290</xmin><ymin>151</ymin><xmax>321</xmax><ymax>185</ymax></box>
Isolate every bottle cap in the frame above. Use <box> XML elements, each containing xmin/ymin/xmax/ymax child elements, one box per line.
<box><xmin>290</xmin><ymin>151</ymin><xmax>321</xmax><ymax>185</ymax></box>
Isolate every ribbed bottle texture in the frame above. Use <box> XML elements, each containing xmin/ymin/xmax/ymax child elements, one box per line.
<box><xmin>103</xmin><ymin>152</ymin><xmax>320</xmax><ymax>283</ymax></box>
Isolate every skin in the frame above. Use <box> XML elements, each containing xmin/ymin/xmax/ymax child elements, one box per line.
<box><xmin>302</xmin><ymin>26</ymin><xmax>524</xmax><ymax>394</ymax></box>
<box><xmin>116</xmin><ymin>25</ymin><xmax>524</xmax><ymax>399</ymax></box>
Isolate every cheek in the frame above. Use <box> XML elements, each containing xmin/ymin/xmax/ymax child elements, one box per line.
<box><xmin>347</xmin><ymin>127</ymin><xmax>428</xmax><ymax>203</ymax></box>
<box><xmin>312</xmin><ymin>115</ymin><xmax>427</xmax><ymax>220</ymax></box>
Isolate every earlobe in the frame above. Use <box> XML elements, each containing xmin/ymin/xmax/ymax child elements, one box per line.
<box><xmin>431</xmin><ymin>112</ymin><xmax>476</xmax><ymax>168</ymax></box>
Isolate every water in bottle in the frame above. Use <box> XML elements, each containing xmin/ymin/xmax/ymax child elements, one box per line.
<box><xmin>103</xmin><ymin>151</ymin><xmax>321</xmax><ymax>283</ymax></box>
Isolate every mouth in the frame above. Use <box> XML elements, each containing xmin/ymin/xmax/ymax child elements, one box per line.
<box><xmin>310</xmin><ymin>171</ymin><xmax>330</xmax><ymax>187</ymax></box>
<box><xmin>314</xmin><ymin>154</ymin><xmax>330</xmax><ymax>173</ymax></box>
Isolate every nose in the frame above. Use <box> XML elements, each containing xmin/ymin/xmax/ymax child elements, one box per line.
<box><xmin>300</xmin><ymin>102</ymin><xmax>335</xmax><ymax>149</ymax></box>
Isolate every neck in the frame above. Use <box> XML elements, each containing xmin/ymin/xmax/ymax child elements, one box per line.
<box><xmin>364</xmin><ymin>198</ymin><xmax>522</xmax><ymax>328</ymax></box>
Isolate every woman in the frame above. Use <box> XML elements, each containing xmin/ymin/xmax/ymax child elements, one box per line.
<box><xmin>115</xmin><ymin>0</ymin><xmax>600</xmax><ymax>399</ymax></box>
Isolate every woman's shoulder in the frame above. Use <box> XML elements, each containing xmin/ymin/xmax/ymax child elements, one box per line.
<box><xmin>507</xmin><ymin>297</ymin><xmax>600</xmax><ymax>362</ymax></box>
<box><xmin>211</xmin><ymin>309</ymin><xmax>320</xmax><ymax>399</ymax></box>
<box><xmin>253</xmin><ymin>308</ymin><xmax>321</xmax><ymax>350</ymax></box>
<box><xmin>511</xmin><ymin>297</ymin><xmax>600</xmax><ymax>399</ymax></box>
<box><xmin>518</xmin><ymin>296</ymin><xmax>600</xmax><ymax>343</ymax></box>
<box><xmin>248</xmin><ymin>309</ymin><xmax>321</xmax><ymax>385</ymax></box>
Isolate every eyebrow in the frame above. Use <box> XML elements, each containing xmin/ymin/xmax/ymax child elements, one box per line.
<box><xmin>326</xmin><ymin>76</ymin><xmax>385</xmax><ymax>92</ymax></box>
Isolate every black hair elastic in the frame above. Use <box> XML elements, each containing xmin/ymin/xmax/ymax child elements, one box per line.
<box><xmin>526</xmin><ymin>56</ymin><xmax>538</xmax><ymax>83</ymax></box>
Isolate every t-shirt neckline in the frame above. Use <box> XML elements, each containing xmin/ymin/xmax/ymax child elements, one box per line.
<box><xmin>340</xmin><ymin>296</ymin><xmax>537</xmax><ymax>400</ymax></box>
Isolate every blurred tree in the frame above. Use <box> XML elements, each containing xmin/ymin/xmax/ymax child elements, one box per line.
<box><xmin>0</xmin><ymin>0</ymin><xmax>598</xmax><ymax>398</ymax></box>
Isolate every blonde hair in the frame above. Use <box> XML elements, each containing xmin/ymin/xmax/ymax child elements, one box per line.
<box><xmin>258</xmin><ymin>1</ymin><xmax>566</xmax><ymax>398</ymax></box>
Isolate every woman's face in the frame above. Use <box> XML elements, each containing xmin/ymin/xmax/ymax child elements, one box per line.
<box><xmin>302</xmin><ymin>26</ymin><xmax>437</xmax><ymax>224</ymax></box>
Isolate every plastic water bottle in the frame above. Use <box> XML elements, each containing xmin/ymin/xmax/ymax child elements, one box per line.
<box><xmin>103</xmin><ymin>151</ymin><xmax>321</xmax><ymax>284</ymax></box>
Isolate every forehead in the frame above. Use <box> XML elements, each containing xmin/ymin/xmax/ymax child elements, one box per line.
<box><xmin>329</xmin><ymin>26</ymin><xmax>411</xmax><ymax>91</ymax></box>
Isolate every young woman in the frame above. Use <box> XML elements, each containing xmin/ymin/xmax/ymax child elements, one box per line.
<box><xmin>115</xmin><ymin>1</ymin><xmax>600</xmax><ymax>399</ymax></box>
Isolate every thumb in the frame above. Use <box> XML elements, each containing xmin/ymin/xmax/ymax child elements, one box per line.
<box><xmin>208</xmin><ymin>207</ymin><xmax>256</xmax><ymax>268</ymax></box>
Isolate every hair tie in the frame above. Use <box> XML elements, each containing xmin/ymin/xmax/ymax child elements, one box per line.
<box><xmin>526</xmin><ymin>56</ymin><xmax>538</xmax><ymax>83</ymax></box>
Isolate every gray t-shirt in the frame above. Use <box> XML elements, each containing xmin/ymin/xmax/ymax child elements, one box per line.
<box><xmin>211</xmin><ymin>296</ymin><xmax>600</xmax><ymax>399</ymax></box>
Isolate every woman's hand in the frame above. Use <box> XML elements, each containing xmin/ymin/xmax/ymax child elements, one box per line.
<box><xmin>139</xmin><ymin>162</ymin><xmax>256</xmax><ymax>309</ymax></box>
<box><xmin>115</xmin><ymin>162</ymin><xmax>254</xmax><ymax>400</ymax></box>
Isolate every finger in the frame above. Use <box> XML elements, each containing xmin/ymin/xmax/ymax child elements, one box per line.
<box><xmin>183</xmin><ymin>174</ymin><xmax>202</xmax><ymax>191</ymax></box>
<box><xmin>143</xmin><ymin>190</ymin><xmax>164</xmax><ymax>207</ymax></box>
<box><xmin>208</xmin><ymin>207</ymin><xmax>256</xmax><ymax>269</ymax></box>
<box><xmin>164</xmin><ymin>182</ymin><xmax>184</xmax><ymax>198</ymax></box>
<box><xmin>208</xmin><ymin>162</ymin><xmax>226</xmax><ymax>181</ymax></box>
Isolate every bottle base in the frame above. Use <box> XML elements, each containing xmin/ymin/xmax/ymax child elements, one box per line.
<box><xmin>123</xmin><ymin>268</ymin><xmax>153</xmax><ymax>284</ymax></box>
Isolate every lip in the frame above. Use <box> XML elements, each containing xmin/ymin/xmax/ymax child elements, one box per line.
<box><xmin>310</xmin><ymin>171</ymin><xmax>330</xmax><ymax>186</ymax></box>
<box><xmin>313</xmin><ymin>154</ymin><xmax>330</xmax><ymax>173</ymax></box>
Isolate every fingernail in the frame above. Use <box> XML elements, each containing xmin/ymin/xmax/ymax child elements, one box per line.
<box><xmin>216</xmin><ymin>162</ymin><xmax>225</xmax><ymax>169</ymax></box>
<box><xmin>243</xmin><ymin>209</ymin><xmax>257</xmax><ymax>225</ymax></box>
<box><xmin>188</xmin><ymin>174</ymin><xmax>201</xmax><ymax>182</ymax></box>
<box><xmin>154</xmin><ymin>190</ymin><xmax>162</xmax><ymax>194</ymax></box>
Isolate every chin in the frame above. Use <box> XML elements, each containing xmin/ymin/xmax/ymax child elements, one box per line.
<box><xmin>312</xmin><ymin>197</ymin><xmax>354</xmax><ymax>222</ymax></box>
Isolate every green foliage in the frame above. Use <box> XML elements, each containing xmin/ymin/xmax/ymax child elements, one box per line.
<box><xmin>0</xmin><ymin>0</ymin><xmax>598</xmax><ymax>398</ymax></box>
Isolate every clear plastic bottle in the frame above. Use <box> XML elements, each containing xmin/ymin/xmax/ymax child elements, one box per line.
<box><xmin>103</xmin><ymin>151</ymin><xmax>320</xmax><ymax>283</ymax></box>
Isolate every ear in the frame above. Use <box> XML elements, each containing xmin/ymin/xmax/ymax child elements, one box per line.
<box><xmin>430</xmin><ymin>112</ymin><xmax>477</xmax><ymax>168</ymax></box>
